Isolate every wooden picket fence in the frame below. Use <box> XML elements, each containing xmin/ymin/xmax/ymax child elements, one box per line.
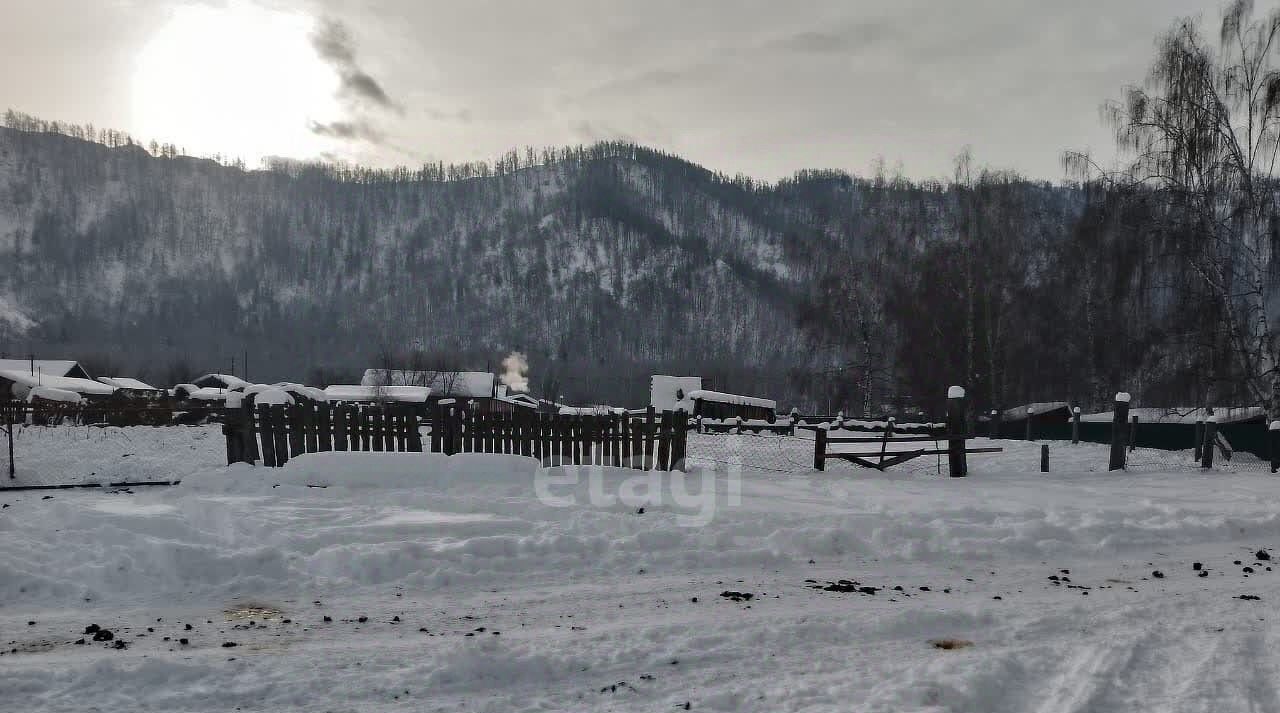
<box><xmin>431</xmin><ymin>405</ymin><xmax>687</xmax><ymax>471</ymax></box>
<box><xmin>224</xmin><ymin>402</ymin><xmax>688</xmax><ymax>471</ymax></box>
<box><xmin>224</xmin><ymin>402</ymin><xmax>424</xmax><ymax>467</ymax></box>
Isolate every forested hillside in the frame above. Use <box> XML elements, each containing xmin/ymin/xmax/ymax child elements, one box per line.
<box><xmin>0</xmin><ymin>120</ymin><xmax>1239</xmax><ymax>412</ymax></box>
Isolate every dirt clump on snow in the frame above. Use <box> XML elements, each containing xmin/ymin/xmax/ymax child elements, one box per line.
<box><xmin>930</xmin><ymin>639</ymin><xmax>973</xmax><ymax>650</ymax></box>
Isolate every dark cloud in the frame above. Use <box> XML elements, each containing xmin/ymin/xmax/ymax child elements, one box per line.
<box><xmin>310</xmin><ymin>17</ymin><xmax>402</xmax><ymax>114</ymax></box>
<box><xmin>307</xmin><ymin>119</ymin><xmax>385</xmax><ymax>143</ymax></box>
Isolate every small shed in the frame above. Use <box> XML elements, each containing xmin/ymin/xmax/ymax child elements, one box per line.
<box><xmin>0</xmin><ymin>359</ymin><xmax>91</xmax><ymax>380</ymax></box>
<box><xmin>688</xmin><ymin>390</ymin><xmax>777</xmax><ymax>421</ymax></box>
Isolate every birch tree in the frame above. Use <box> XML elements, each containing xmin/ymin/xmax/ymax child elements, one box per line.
<box><xmin>1069</xmin><ymin>0</ymin><xmax>1280</xmax><ymax>414</ymax></box>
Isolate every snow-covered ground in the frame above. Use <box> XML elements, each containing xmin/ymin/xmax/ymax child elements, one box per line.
<box><xmin>4</xmin><ymin>429</ymin><xmax>1280</xmax><ymax>711</ymax></box>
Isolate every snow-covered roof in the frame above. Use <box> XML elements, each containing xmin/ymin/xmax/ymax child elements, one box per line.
<box><xmin>558</xmin><ymin>405</ymin><xmax>626</xmax><ymax>416</ymax></box>
<box><xmin>254</xmin><ymin>387</ymin><xmax>293</xmax><ymax>406</ymax></box>
<box><xmin>27</xmin><ymin>385</ymin><xmax>82</xmax><ymax>404</ymax></box>
<box><xmin>192</xmin><ymin>373</ymin><xmax>251</xmax><ymax>390</ymax></box>
<box><xmin>97</xmin><ymin>376</ymin><xmax>159</xmax><ymax>391</ymax></box>
<box><xmin>0</xmin><ymin>369</ymin><xmax>115</xmax><ymax>396</ymax></box>
<box><xmin>277</xmin><ymin>383</ymin><xmax>329</xmax><ymax>402</ymax></box>
<box><xmin>324</xmin><ymin>385</ymin><xmax>431</xmax><ymax>403</ymax></box>
<box><xmin>236</xmin><ymin>384</ymin><xmax>296</xmax><ymax>405</ymax></box>
<box><xmin>188</xmin><ymin>388</ymin><xmax>231</xmax><ymax>401</ymax></box>
<box><xmin>688</xmin><ymin>390</ymin><xmax>777</xmax><ymax>410</ymax></box>
<box><xmin>1000</xmin><ymin>402</ymin><xmax>1069</xmax><ymax>420</ymax></box>
<box><xmin>361</xmin><ymin>369</ymin><xmax>494</xmax><ymax>398</ymax></box>
<box><xmin>0</xmin><ymin>359</ymin><xmax>83</xmax><ymax>378</ymax></box>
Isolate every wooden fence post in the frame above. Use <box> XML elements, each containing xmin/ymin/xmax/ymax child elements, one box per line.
<box><xmin>304</xmin><ymin>403</ymin><xmax>319</xmax><ymax>453</ymax></box>
<box><xmin>408</xmin><ymin>406</ymin><xmax>424</xmax><ymax>452</ymax></box>
<box><xmin>1270</xmin><ymin>421</ymin><xmax>1280</xmax><ymax>474</ymax></box>
<box><xmin>1041</xmin><ymin>444</ymin><xmax>1049</xmax><ymax>473</ymax></box>
<box><xmin>947</xmin><ymin>386</ymin><xmax>967</xmax><ymax>478</ymax></box>
<box><xmin>242</xmin><ymin>395</ymin><xmax>260</xmax><ymax>464</ymax></box>
<box><xmin>223</xmin><ymin>408</ymin><xmax>241</xmax><ymax>465</ymax></box>
<box><xmin>318</xmin><ymin>403</ymin><xmax>333</xmax><ymax>452</ymax></box>
<box><xmin>1071</xmin><ymin>407</ymin><xmax>1081</xmax><ymax>445</ymax></box>
<box><xmin>644</xmin><ymin>406</ymin><xmax>656</xmax><ymax>471</ymax></box>
<box><xmin>1025</xmin><ymin>406</ymin><xmax>1034</xmax><ymax>441</ymax></box>
<box><xmin>991</xmin><ymin>409</ymin><xmax>1002</xmax><ymax>439</ymax></box>
<box><xmin>1108</xmin><ymin>392</ymin><xmax>1130</xmax><ymax>471</ymax></box>
<box><xmin>334</xmin><ymin>404</ymin><xmax>349</xmax><ymax>451</ymax></box>
<box><xmin>1201</xmin><ymin>416</ymin><xmax>1217</xmax><ymax>469</ymax></box>
<box><xmin>814</xmin><ymin>426</ymin><xmax>827</xmax><ymax>471</ymax></box>
<box><xmin>1129</xmin><ymin>415</ymin><xmax>1138</xmax><ymax>453</ymax></box>
<box><xmin>287</xmin><ymin>403</ymin><xmax>304</xmax><ymax>457</ymax></box>
<box><xmin>272</xmin><ymin>404</ymin><xmax>289</xmax><ymax>466</ymax></box>
<box><xmin>373</xmin><ymin>408</ymin><xmax>386</xmax><ymax>452</ymax></box>
<box><xmin>1193</xmin><ymin>418</ymin><xmax>1204</xmax><ymax>462</ymax></box>
<box><xmin>258</xmin><ymin>403</ymin><xmax>277</xmax><ymax>467</ymax></box>
<box><xmin>657</xmin><ymin>411</ymin><xmax>672</xmax><ymax>471</ymax></box>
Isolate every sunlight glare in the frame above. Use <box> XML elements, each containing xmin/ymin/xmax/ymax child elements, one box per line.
<box><xmin>131</xmin><ymin>1</ymin><xmax>341</xmax><ymax>165</ymax></box>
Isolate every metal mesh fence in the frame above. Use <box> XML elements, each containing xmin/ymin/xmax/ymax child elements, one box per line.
<box><xmin>684</xmin><ymin>430</ymin><xmax>951</xmax><ymax>476</ymax></box>
<box><xmin>1125</xmin><ymin>441</ymin><xmax>1275</xmax><ymax>473</ymax></box>
<box><xmin>685</xmin><ymin>432</ymin><xmax>815</xmax><ymax>473</ymax></box>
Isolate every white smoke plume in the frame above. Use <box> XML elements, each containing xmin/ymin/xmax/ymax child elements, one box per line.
<box><xmin>500</xmin><ymin>351</ymin><xmax>529</xmax><ymax>392</ymax></box>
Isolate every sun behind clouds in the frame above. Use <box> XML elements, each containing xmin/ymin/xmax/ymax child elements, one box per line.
<box><xmin>131</xmin><ymin>0</ymin><xmax>343</xmax><ymax>165</ymax></box>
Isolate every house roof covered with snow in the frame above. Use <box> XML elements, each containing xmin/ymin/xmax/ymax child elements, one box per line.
<box><xmin>999</xmin><ymin>402</ymin><xmax>1070</xmax><ymax>421</ymax></box>
<box><xmin>0</xmin><ymin>359</ymin><xmax>88</xmax><ymax>379</ymax></box>
<box><xmin>0</xmin><ymin>369</ymin><xmax>115</xmax><ymax>396</ymax></box>
<box><xmin>192</xmin><ymin>373</ymin><xmax>251</xmax><ymax>391</ymax></box>
<box><xmin>688</xmin><ymin>390</ymin><xmax>777</xmax><ymax>410</ymax></box>
<box><xmin>361</xmin><ymin>369</ymin><xmax>495</xmax><ymax>398</ymax></box>
<box><xmin>324</xmin><ymin>385</ymin><xmax>431</xmax><ymax>403</ymax></box>
<box><xmin>97</xmin><ymin>377</ymin><xmax>159</xmax><ymax>391</ymax></box>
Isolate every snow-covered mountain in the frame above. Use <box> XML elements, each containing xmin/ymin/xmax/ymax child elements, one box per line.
<box><xmin>0</xmin><ymin>124</ymin><xmax>1202</xmax><ymax>410</ymax></box>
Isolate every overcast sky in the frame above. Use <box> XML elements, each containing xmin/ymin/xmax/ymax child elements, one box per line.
<box><xmin>0</xmin><ymin>0</ymin><xmax>1245</xmax><ymax>181</ymax></box>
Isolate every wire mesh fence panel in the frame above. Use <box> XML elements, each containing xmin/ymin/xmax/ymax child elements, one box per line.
<box><xmin>684</xmin><ymin>429</ymin><xmax>953</xmax><ymax>475</ymax></box>
<box><xmin>1125</xmin><ymin>444</ymin><xmax>1274</xmax><ymax>473</ymax></box>
<box><xmin>685</xmin><ymin>432</ymin><xmax>816</xmax><ymax>473</ymax></box>
<box><xmin>1122</xmin><ymin>446</ymin><xmax>1205</xmax><ymax>472</ymax></box>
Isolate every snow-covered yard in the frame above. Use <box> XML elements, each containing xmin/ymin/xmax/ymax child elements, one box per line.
<box><xmin>4</xmin><ymin>429</ymin><xmax>1280</xmax><ymax>711</ymax></box>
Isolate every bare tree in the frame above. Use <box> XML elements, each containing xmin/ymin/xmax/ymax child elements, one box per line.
<box><xmin>1068</xmin><ymin>0</ymin><xmax>1280</xmax><ymax>414</ymax></box>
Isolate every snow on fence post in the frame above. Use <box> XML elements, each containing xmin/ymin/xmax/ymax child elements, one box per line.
<box><xmin>1201</xmin><ymin>415</ymin><xmax>1217</xmax><ymax>469</ymax></box>
<box><xmin>1108</xmin><ymin>392</ymin><xmax>1130</xmax><ymax>471</ymax></box>
<box><xmin>947</xmin><ymin>386</ymin><xmax>967</xmax><ymax>478</ymax></box>
<box><xmin>1071</xmin><ymin>407</ymin><xmax>1081</xmax><ymax>445</ymax></box>
<box><xmin>1025</xmin><ymin>407</ymin><xmax>1035</xmax><ymax>442</ymax></box>
<box><xmin>1270</xmin><ymin>421</ymin><xmax>1280</xmax><ymax>474</ymax></box>
<box><xmin>1129</xmin><ymin>414</ymin><xmax>1138</xmax><ymax>453</ymax></box>
<box><xmin>1193</xmin><ymin>418</ymin><xmax>1204</xmax><ymax>462</ymax></box>
<box><xmin>814</xmin><ymin>425</ymin><xmax>827</xmax><ymax>471</ymax></box>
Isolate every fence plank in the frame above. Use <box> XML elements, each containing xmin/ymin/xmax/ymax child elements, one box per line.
<box><xmin>258</xmin><ymin>404</ymin><xmax>277</xmax><ymax>467</ymax></box>
<box><xmin>318</xmin><ymin>404</ymin><xmax>333</xmax><ymax>452</ymax></box>
<box><xmin>272</xmin><ymin>405</ymin><xmax>289</xmax><ymax>466</ymax></box>
<box><xmin>644</xmin><ymin>406</ymin><xmax>656</xmax><ymax>471</ymax></box>
<box><xmin>302</xmin><ymin>404</ymin><xmax>317</xmax><ymax>453</ymax></box>
<box><xmin>333</xmin><ymin>404</ymin><xmax>348</xmax><ymax>451</ymax></box>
